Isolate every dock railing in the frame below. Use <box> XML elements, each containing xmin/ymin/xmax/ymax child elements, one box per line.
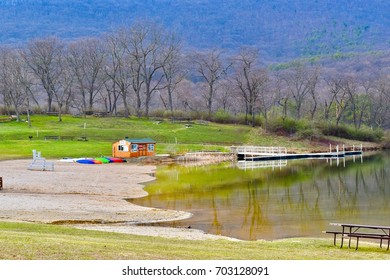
<box><xmin>231</xmin><ymin>145</ymin><xmax>363</xmax><ymax>162</ymax></box>
<box><xmin>231</xmin><ymin>146</ymin><xmax>287</xmax><ymax>157</ymax></box>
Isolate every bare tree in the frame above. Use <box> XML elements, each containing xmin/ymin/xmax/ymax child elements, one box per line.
<box><xmin>324</xmin><ymin>75</ymin><xmax>352</xmax><ymax>126</ymax></box>
<box><xmin>340</xmin><ymin>75</ymin><xmax>360</xmax><ymax>128</ymax></box>
<box><xmin>371</xmin><ymin>71</ymin><xmax>390</xmax><ymax>128</ymax></box>
<box><xmin>0</xmin><ymin>48</ymin><xmax>35</xmax><ymax>122</ymax></box>
<box><xmin>160</xmin><ymin>35</ymin><xmax>185</xmax><ymax>113</ymax></box>
<box><xmin>67</xmin><ymin>38</ymin><xmax>106</xmax><ymax>115</ymax></box>
<box><xmin>136</xmin><ymin>22</ymin><xmax>174</xmax><ymax>117</ymax></box>
<box><xmin>274</xmin><ymin>73</ymin><xmax>289</xmax><ymax>120</ymax></box>
<box><xmin>307</xmin><ymin>66</ymin><xmax>321</xmax><ymax>120</ymax></box>
<box><xmin>357</xmin><ymin>79</ymin><xmax>374</xmax><ymax>129</ymax></box>
<box><xmin>101</xmin><ymin>74</ymin><xmax>121</xmax><ymax>115</ymax></box>
<box><xmin>233</xmin><ymin>48</ymin><xmax>268</xmax><ymax>126</ymax></box>
<box><xmin>21</xmin><ymin>37</ymin><xmax>64</xmax><ymax>112</ymax></box>
<box><xmin>104</xmin><ymin>30</ymin><xmax>133</xmax><ymax>117</ymax></box>
<box><xmin>281</xmin><ymin>62</ymin><xmax>312</xmax><ymax>119</ymax></box>
<box><xmin>191</xmin><ymin>49</ymin><xmax>231</xmax><ymax>118</ymax></box>
<box><xmin>0</xmin><ymin>48</ymin><xmax>24</xmax><ymax>120</ymax></box>
<box><xmin>112</xmin><ymin>22</ymin><xmax>182</xmax><ymax>117</ymax></box>
<box><xmin>141</xmin><ymin>24</ymin><xmax>164</xmax><ymax>117</ymax></box>
<box><xmin>120</xmin><ymin>25</ymin><xmax>146</xmax><ymax>117</ymax></box>
<box><xmin>54</xmin><ymin>59</ymin><xmax>74</xmax><ymax>122</ymax></box>
<box><xmin>0</xmin><ymin>48</ymin><xmax>13</xmax><ymax>115</ymax></box>
<box><xmin>216</xmin><ymin>79</ymin><xmax>235</xmax><ymax>112</ymax></box>
<box><xmin>324</xmin><ymin>76</ymin><xmax>342</xmax><ymax>122</ymax></box>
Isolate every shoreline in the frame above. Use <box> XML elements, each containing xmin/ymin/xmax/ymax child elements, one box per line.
<box><xmin>0</xmin><ymin>159</ymin><xmax>237</xmax><ymax>241</ymax></box>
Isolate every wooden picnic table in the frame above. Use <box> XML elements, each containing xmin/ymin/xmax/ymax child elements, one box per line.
<box><xmin>326</xmin><ymin>223</ymin><xmax>390</xmax><ymax>250</ymax></box>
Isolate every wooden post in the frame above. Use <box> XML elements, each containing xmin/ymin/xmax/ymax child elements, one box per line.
<box><xmin>0</xmin><ymin>177</ymin><xmax>3</xmax><ymax>190</ymax></box>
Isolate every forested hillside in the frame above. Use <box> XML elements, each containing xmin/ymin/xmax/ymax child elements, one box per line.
<box><xmin>1</xmin><ymin>0</ymin><xmax>389</xmax><ymax>61</ymax></box>
<box><xmin>1</xmin><ymin>0</ymin><xmax>389</xmax><ymax>137</ymax></box>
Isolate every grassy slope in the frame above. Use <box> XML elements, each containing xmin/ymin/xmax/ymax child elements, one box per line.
<box><xmin>1</xmin><ymin>221</ymin><xmax>389</xmax><ymax>260</ymax></box>
<box><xmin>0</xmin><ymin>115</ymin><xmax>387</xmax><ymax>259</ymax></box>
<box><xmin>0</xmin><ymin>115</ymin><xmax>248</xmax><ymax>159</ymax></box>
<box><xmin>0</xmin><ymin>115</ymin><xmax>378</xmax><ymax>160</ymax></box>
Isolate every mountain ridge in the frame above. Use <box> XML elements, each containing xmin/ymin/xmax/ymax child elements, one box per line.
<box><xmin>1</xmin><ymin>0</ymin><xmax>389</xmax><ymax>62</ymax></box>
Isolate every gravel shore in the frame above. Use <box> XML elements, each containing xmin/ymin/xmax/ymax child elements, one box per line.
<box><xmin>0</xmin><ymin>159</ymin><xmax>236</xmax><ymax>241</ymax></box>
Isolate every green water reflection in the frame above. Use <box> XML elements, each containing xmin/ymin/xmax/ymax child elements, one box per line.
<box><xmin>130</xmin><ymin>152</ymin><xmax>390</xmax><ymax>240</ymax></box>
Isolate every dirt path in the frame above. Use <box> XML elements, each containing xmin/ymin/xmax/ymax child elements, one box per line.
<box><xmin>0</xmin><ymin>159</ymin><xmax>236</xmax><ymax>241</ymax></box>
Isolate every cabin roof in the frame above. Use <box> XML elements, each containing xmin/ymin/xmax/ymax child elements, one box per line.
<box><xmin>122</xmin><ymin>137</ymin><xmax>156</xmax><ymax>143</ymax></box>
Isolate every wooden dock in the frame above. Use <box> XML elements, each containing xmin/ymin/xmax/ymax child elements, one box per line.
<box><xmin>231</xmin><ymin>145</ymin><xmax>363</xmax><ymax>161</ymax></box>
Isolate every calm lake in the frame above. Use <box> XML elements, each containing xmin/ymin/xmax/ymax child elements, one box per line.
<box><xmin>130</xmin><ymin>151</ymin><xmax>390</xmax><ymax>240</ymax></box>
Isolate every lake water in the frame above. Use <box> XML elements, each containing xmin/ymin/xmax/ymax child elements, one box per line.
<box><xmin>130</xmin><ymin>151</ymin><xmax>390</xmax><ymax>240</ymax></box>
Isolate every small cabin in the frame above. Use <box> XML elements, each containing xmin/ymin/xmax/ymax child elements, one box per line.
<box><xmin>112</xmin><ymin>138</ymin><xmax>156</xmax><ymax>158</ymax></box>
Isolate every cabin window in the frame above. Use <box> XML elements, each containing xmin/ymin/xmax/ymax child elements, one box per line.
<box><xmin>118</xmin><ymin>145</ymin><xmax>128</xmax><ymax>152</ymax></box>
<box><xmin>148</xmin><ymin>144</ymin><xmax>155</xmax><ymax>152</ymax></box>
<box><xmin>131</xmin><ymin>144</ymin><xmax>138</xmax><ymax>152</ymax></box>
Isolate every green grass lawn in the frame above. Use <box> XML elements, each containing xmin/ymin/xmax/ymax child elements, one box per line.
<box><xmin>0</xmin><ymin>115</ymin><xmax>249</xmax><ymax>144</ymax></box>
<box><xmin>0</xmin><ymin>115</ymin><xmax>251</xmax><ymax>159</ymax></box>
<box><xmin>1</xmin><ymin>221</ymin><xmax>389</xmax><ymax>260</ymax></box>
<box><xmin>1</xmin><ymin>114</ymin><xmax>374</xmax><ymax>160</ymax></box>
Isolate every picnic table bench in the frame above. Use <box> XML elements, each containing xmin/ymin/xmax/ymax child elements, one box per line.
<box><xmin>44</xmin><ymin>136</ymin><xmax>74</xmax><ymax>140</ymax></box>
<box><xmin>46</xmin><ymin>112</ymin><xmax>59</xmax><ymax>116</ymax></box>
<box><xmin>93</xmin><ymin>112</ymin><xmax>108</xmax><ymax>117</ymax></box>
<box><xmin>44</xmin><ymin>135</ymin><xmax>59</xmax><ymax>140</ymax></box>
<box><xmin>0</xmin><ymin>116</ymin><xmax>13</xmax><ymax>123</ymax></box>
<box><xmin>60</xmin><ymin>136</ymin><xmax>74</xmax><ymax>141</ymax></box>
<box><xmin>324</xmin><ymin>223</ymin><xmax>390</xmax><ymax>250</ymax></box>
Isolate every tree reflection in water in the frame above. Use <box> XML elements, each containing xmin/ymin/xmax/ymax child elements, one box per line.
<box><xmin>130</xmin><ymin>152</ymin><xmax>390</xmax><ymax>240</ymax></box>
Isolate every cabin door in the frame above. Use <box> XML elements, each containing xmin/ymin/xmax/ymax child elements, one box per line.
<box><xmin>139</xmin><ymin>144</ymin><xmax>147</xmax><ymax>156</ymax></box>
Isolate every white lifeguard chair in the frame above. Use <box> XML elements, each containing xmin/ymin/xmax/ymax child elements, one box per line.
<box><xmin>28</xmin><ymin>150</ymin><xmax>54</xmax><ymax>171</ymax></box>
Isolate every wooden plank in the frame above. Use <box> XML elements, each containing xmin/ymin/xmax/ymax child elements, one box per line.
<box><xmin>330</xmin><ymin>223</ymin><xmax>390</xmax><ymax>230</ymax></box>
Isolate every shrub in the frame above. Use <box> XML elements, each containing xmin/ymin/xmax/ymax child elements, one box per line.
<box><xmin>150</xmin><ymin>109</ymin><xmax>166</xmax><ymax>118</ymax></box>
<box><xmin>213</xmin><ymin>109</ymin><xmax>235</xmax><ymax>124</ymax></box>
<box><xmin>320</xmin><ymin>123</ymin><xmax>384</xmax><ymax>142</ymax></box>
<box><xmin>266</xmin><ymin>117</ymin><xmax>300</xmax><ymax>135</ymax></box>
<box><xmin>233</xmin><ymin>114</ymin><xmax>249</xmax><ymax>125</ymax></box>
<box><xmin>297</xmin><ymin>127</ymin><xmax>322</xmax><ymax>140</ymax></box>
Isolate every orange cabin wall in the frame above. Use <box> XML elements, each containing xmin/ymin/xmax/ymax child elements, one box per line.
<box><xmin>112</xmin><ymin>141</ymin><xmax>156</xmax><ymax>158</ymax></box>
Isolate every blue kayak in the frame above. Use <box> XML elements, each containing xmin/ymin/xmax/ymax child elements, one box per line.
<box><xmin>76</xmin><ymin>159</ymin><xmax>96</xmax><ymax>164</ymax></box>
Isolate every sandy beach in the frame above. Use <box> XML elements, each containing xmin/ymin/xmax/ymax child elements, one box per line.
<box><xmin>0</xmin><ymin>159</ymin><xmax>236</xmax><ymax>240</ymax></box>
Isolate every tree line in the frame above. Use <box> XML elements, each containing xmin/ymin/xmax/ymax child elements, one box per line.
<box><xmin>1</xmin><ymin>22</ymin><xmax>389</xmax><ymax>130</ymax></box>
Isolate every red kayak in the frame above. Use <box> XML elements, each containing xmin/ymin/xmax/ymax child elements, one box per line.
<box><xmin>106</xmin><ymin>157</ymin><xmax>126</xmax><ymax>163</ymax></box>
